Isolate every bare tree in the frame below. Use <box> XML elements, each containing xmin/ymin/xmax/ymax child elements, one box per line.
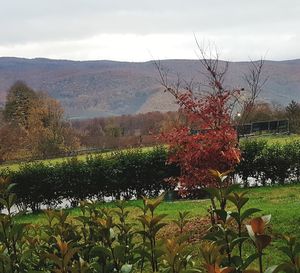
<box><xmin>239</xmin><ymin>58</ymin><xmax>269</xmax><ymax>124</ymax></box>
<box><xmin>154</xmin><ymin>43</ymin><xmax>242</xmax><ymax>119</ymax></box>
<box><xmin>155</xmin><ymin>43</ymin><xmax>268</xmax><ymax>129</ymax></box>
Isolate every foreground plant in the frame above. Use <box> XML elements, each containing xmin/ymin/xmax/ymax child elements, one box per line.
<box><xmin>173</xmin><ymin>211</ymin><xmax>190</xmax><ymax>235</ymax></box>
<box><xmin>264</xmin><ymin>235</ymin><xmax>300</xmax><ymax>273</ymax></box>
<box><xmin>228</xmin><ymin>191</ymin><xmax>261</xmax><ymax>258</ymax></box>
<box><xmin>161</xmin><ymin>238</ymin><xmax>197</xmax><ymax>273</ymax></box>
<box><xmin>206</xmin><ymin>170</ymin><xmax>237</xmax><ymax>226</ymax></box>
<box><xmin>44</xmin><ymin>237</ymin><xmax>80</xmax><ymax>273</ymax></box>
<box><xmin>2</xmin><ymin>172</ymin><xmax>300</xmax><ymax>273</ymax></box>
<box><xmin>246</xmin><ymin>216</ymin><xmax>272</xmax><ymax>273</ymax></box>
<box><xmin>0</xmin><ymin>177</ymin><xmax>29</xmax><ymax>273</ymax></box>
<box><xmin>200</xmin><ymin>241</ymin><xmax>234</xmax><ymax>273</ymax></box>
<box><xmin>137</xmin><ymin>194</ymin><xmax>167</xmax><ymax>272</ymax></box>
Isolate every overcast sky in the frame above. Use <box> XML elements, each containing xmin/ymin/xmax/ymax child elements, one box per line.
<box><xmin>0</xmin><ymin>0</ymin><xmax>299</xmax><ymax>61</ymax></box>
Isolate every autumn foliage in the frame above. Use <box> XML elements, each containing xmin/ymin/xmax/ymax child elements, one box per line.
<box><xmin>0</xmin><ymin>81</ymin><xmax>79</xmax><ymax>161</ymax></box>
<box><xmin>162</xmin><ymin>87</ymin><xmax>241</xmax><ymax>190</ymax></box>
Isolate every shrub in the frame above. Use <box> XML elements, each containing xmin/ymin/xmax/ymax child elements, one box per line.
<box><xmin>237</xmin><ymin>139</ymin><xmax>300</xmax><ymax>187</ymax></box>
<box><xmin>0</xmin><ymin>146</ymin><xmax>178</xmax><ymax>210</ymax></box>
<box><xmin>2</xmin><ymin>140</ymin><xmax>300</xmax><ymax>210</ymax></box>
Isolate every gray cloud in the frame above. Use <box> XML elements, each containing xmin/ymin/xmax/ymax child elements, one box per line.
<box><xmin>0</xmin><ymin>0</ymin><xmax>299</xmax><ymax>60</ymax></box>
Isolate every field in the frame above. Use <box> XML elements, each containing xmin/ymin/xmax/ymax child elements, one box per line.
<box><xmin>2</xmin><ymin>134</ymin><xmax>300</xmax><ymax>172</ymax></box>
<box><xmin>16</xmin><ymin>184</ymin><xmax>300</xmax><ymax>267</ymax></box>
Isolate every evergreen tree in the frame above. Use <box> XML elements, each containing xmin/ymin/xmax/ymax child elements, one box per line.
<box><xmin>286</xmin><ymin>100</ymin><xmax>300</xmax><ymax>133</ymax></box>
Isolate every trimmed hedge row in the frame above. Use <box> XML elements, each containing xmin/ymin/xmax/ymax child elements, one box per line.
<box><xmin>2</xmin><ymin>140</ymin><xmax>300</xmax><ymax>210</ymax></box>
<box><xmin>0</xmin><ymin>147</ymin><xmax>179</xmax><ymax>211</ymax></box>
<box><xmin>237</xmin><ymin>139</ymin><xmax>300</xmax><ymax>186</ymax></box>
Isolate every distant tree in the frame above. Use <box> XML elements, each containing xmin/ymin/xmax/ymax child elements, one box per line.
<box><xmin>239</xmin><ymin>59</ymin><xmax>269</xmax><ymax>124</ymax></box>
<box><xmin>235</xmin><ymin>101</ymin><xmax>286</xmax><ymax>124</ymax></box>
<box><xmin>160</xmin><ymin>112</ymin><xmax>183</xmax><ymax>133</ymax></box>
<box><xmin>286</xmin><ymin>100</ymin><xmax>300</xmax><ymax>133</ymax></box>
<box><xmin>26</xmin><ymin>93</ymin><xmax>80</xmax><ymax>158</ymax></box>
<box><xmin>3</xmin><ymin>81</ymin><xmax>37</xmax><ymax>128</ymax></box>
<box><xmin>0</xmin><ymin>108</ymin><xmax>4</xmax><ymax>127</ymax></box>
<box><xmin>104</xmin><ymin>119</ymin><xmax>123</xmax><ymax>138</ymax></box>
<box><xmin>0</xmin><ymin>82</ymin><xmax>80</xmax><ymax>161</ymax></box>
<box><xmin>0</xmin><ymin>125</ymin><xmax>29</xmax><ymax>162</ymax></box>
<box><xmin>71</xmin><ymin>111</ymin><xmax>177</xmax><ymax>149</ymax></box>
<box><xmin>245</xmin><ymin>102</ymin><xmax>275</xmax><ymax>122</ymax></box>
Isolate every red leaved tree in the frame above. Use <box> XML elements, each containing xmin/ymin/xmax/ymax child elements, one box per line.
<box><xmin>156</xmin><ymin>47</ymin><xmax>242</xmax><ymax>192</ymax></box>
<box><xmin>162</xmin><ymin>90</ymin><xmax>241</xmax><ymax>191</ymax></box>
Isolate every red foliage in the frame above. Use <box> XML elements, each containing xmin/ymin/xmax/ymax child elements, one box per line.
<box><xmin>162</xmin><ymin>90</ymin><xmax>241</xmax><ymax>191</ymax></box>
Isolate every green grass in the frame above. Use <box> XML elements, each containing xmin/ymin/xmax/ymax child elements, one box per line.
<box><xmin>18</xmin><ymin>184</ymin><xmax>300</xmax><ymax>236</ymax></box>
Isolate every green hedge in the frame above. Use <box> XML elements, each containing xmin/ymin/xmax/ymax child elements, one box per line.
<box><xmin>237</xmin><ymin>139</ymin><xmax>300</xmax><ymax>186</ymax></box>
<box><xmin>2</xmin><ymin>141</ymin><xmax>300</xmax><ymax>211</ymax></box>
<box><xmin>0</xmin><ymin>147</ymin><xmax>179</xmax><ymax>211</ymax></box>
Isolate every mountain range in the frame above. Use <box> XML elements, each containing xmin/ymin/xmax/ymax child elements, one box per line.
<box><xmin>0</xmin><ymin>57</ymin><xmax>300</xmax><ymax>119</ymax></box>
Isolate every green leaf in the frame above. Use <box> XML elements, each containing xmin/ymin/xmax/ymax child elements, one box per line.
<box><xmin>241</xmin><ymin>208</ymin><xmax>261</xmax><ymax>222</ymax></box>
<box><xmin>109</xmin><ymin>228</ymin><xmax>116</xmax><ymax>240</ymax></box>
<box><xmin>6</xmin><ymin>183</ymin><xmax>16</xmax><ymax>192</ymax></box>
<box><xmin>231</xmin><ymin>237</ymin><xmax>249</xmax><ymax>250</ymax></box>
<box><xmin>264</xmin><ymin>263</ymin><xmax>295</xmax><ymax>273</ymax></box>
<box><xmin>8</xmin><ymin>193</ymin><xmax>17</xmax><ymax>208</ymax></box>
<box><xmin>214</xmin><ymin>209</ymin><xmax>228</xmax><ymax>223</ymax></box>
<box><xmin>121</xmin><ymin>264</ymin><xmax>133</xmax><ymax>273</ymax></box>
<box><xmin>150</xmin><ymin>214</ymin><xmax>167</xmax><ymax>227</ymax></box>
<box><xmin>89</xmin><ymin>246</ymin><xmax>112</xmax><ymax>261</ymax></box>
<box><xmin>238</xmin><ymin>197</ymin><xmax>249</xmax><ymax>210</ymax></box>
<box><xmin>278</xmin><ymin>246</ymin><xmax>293</xmax><ymax>260</ymax></box>
<box><xmin>113</xmin><ymin>245</ymin><xmax>126</xmax><ymax>261</ymax></box>
<box><xmin>240</xmin><ymin>253</ymin><xmax>259</xmax><ymax>270</ymax></box>
<box><xmin>227</xmin><ymin>195</ymin><xmax>239</xmax><ymax>208</ymax></box>
<box><xmin>230</xmin><ymin>255</ymin><xmax>243</xmax><ymax>267</ymax></box>
<box><xmin>229</xmin><ymin>212</ymin><xmax>240</xmax><ymax>224</ymax></box>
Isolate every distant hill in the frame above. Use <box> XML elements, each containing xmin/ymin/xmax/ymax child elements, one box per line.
<box><xmin>0</xmin><ymin>57</ymin><xmax>300</xmax><ymax>119</ymax></box>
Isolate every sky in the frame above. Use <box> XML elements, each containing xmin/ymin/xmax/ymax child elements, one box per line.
<box><xmin>0</xmin><ymin>0</ymin><xmax>299</xmax><ymax>62</ymax></box>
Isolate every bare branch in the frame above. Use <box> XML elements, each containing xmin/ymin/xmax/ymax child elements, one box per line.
<box><xmin>194</xmin><ymin>37</ymin><xmax>230</xmax><ymax>95</ymax></box>
<box><xmin>239</xmin><ymin>58</ymin><xmax>269</xmax><ymax>124</ymax></box>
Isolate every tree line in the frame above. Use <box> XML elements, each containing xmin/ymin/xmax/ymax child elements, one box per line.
<box><xmin>72</xmin><ymin>111</ymin><xmax>180</xmax><ymax>149</ymax></box>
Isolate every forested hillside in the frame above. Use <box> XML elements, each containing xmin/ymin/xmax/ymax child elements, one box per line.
<box><xmin>0</xmin><ymin>58</ymin><xmax>300</xmax><ymax>118</ymax></box>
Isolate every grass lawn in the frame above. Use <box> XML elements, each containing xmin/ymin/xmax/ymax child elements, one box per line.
<box><xmin>18</xmin><ymin>183</ymin><xmax>300</xmax><ymax>235</ymax></box>
<box><xmin>17</xmin><ymin>184</ymin><xmax>300</xmax><ymax>268</ymax></box>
